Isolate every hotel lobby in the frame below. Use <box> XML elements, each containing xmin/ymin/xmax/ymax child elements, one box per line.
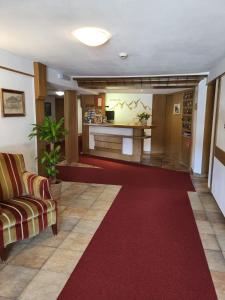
<box><xmin>1</xmin><ymin>1</ymin><xmax>225</xmax><ymax>299</ymax></box>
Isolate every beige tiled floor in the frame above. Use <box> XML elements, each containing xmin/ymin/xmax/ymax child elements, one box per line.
<box><xmin>141</xmin><ymin>153</ymin><xmax>190</xmax><ymax>172</ymax></box>
<box><xmin>0</xmin><ymin>175</ymin><xmax>225</xmax><ymax>299</ymax></box>
<box><xmin>0</xmin><ymin>182</ymin><xmax>121</xmax><ymax>300</ymax></box>
<box><xmin>191</xmin><ymin>176</ymin><xmax>225</xmax><ymax>299</ymax></box>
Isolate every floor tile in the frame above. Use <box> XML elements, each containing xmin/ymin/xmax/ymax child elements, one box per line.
<box><xmin>205</xmin><ymin>250</ymin><xmax>225</xmax><ymax>272</ymax></box>
<box><xmin>188</xmin><ymin>192</ymin><xmax>204</xmax><ymax>211</ymax></box>
<box><xmin>217</xmin><ymin>234</ymin><xmax>225</xmax><ymax>252</ymax></box>
<box><xmin>42</xmin><ymin>248</ymin><xmax>82</xmax><ymax>274</ymax></box>
<box><xmin>62</xmin><ymin>207</ymin><xmax>88</xmax><ymax>218</ymax></box>
<box><xmin>0</xmin><ymin>265</ymin><xmax>37</xmax><ymax>298</ymax></box>
<box><xmin>79</xmin><ymin>192</ymin><xmax>100</xmax><ymax>201</ymax></box>
<box><xmin>30</xmin><ymin>230</ymin><xmax>69</xmax><ymax>248</ymax></box>
<box><xmin>73</xmin><ymin>219</ymin><xmax>101</xmax><ymax>234</ymax></box>
<box><xmin>59</xmin><ymin>232</ymin><xmax>93</xmax><ymax>252</ymax></box>
<box><xmin>199</xmin><ymin>194</ymin><xmax>221</xmax><ymax>212</ymax></box>
<box><xmin>193</xmin><ymin>210</ymin><xmax>208</xmax><ymax>221</ymax></box>
<box><xmin>196</xmin><ymin>220</ymin><xmax>214</xmax><ymax>234</ymax></box>
<box><xmin>10</xmin><ymin>244</ymin><xmax>55</xmax><ymax>269</ymax></box>
<box><xmin>91</xmin><ymin>200</ymin><xmax>113</xmax><ymax>210</ymax></box>
<box><xmin>212</xmin><ymin>223</ymin><xmax>225</xmax><ymax>235</ymax></box>
<box><xmin>68</xmin><ymin>197</ymin><xmax>96</xmax><ymax>209</ymax></box>
<box><xmin>6</xmin><ymin>242</ymin><xmax>27</xmax><ymax>262</ymax></box>
<box><xmin>206</xmin><ymin>211</ymin><xmax>225</xmax><ymax>224</ymax></box>
<box><xmin>199</xmin><ymin>233</ymin><xmax>220</xmax><ymax>251</ymax></box>
<box><xmin>59</xmin><ymin>216</ymin><xmax>80</xmax><ymax>231</ymax></box>
<box><xmin>83</xmin><ymin>209</ymin><xmax>107</xmax><ymax>221</ymax></box>
<box><xmin>19</xmin><ymin>270</ymin><xmax>69</xmax><ymax>300</ymax></box>
<box><xmin>58</xmin><ymin>205</ymin><xmax>66</xmax><ymax>214</ymax></box>
<box><xmin>211</xmin><ymin>271</ymin><xmax>225</xmax><ymax>300</ymax></box>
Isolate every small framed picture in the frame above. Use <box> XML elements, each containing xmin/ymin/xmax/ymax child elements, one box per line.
<box><xmin>173</xmin><ymin>103</ymin><xmax>181</xmax><ymax>115</ymax></box>
<box><xmin>44</xmin><ymin>102</ymin><xmax>52</xmax><ymax>117</ymax></box>
<box><xmin>94</xmin><ymin>114</ymin><xmax>103</xmax><ymax>124</ymax></box>
<box><xmin>1</xmin><ymin>89</ymin><xmax>25</xmax><ymax>117</ymax></box>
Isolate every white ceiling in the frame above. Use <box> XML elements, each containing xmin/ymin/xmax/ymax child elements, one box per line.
<box><xmin>0</xmin><ymin>0</ymin><xmax>225</xmax><ymax>77</ymax></box>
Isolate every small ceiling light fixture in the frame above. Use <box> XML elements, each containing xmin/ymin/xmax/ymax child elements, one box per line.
<box><xmin>56</xmin><ymin>91</ymin><xmax>64</xmax><ymax>96</ymax></box>
<box><xmin>72</xmin><ymin>27</ymin><xmax>111</xmax><ymax>47</ymax></box>
<box><xmin>119</xmin><ymin>52</ymin><xmax>128</xmax><ymax>59</ymax></box>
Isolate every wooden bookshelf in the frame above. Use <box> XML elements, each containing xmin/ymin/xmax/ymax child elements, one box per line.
<box><xmin>182</xmin><ymin>91</ymin><xmax>194</xmax><ymax>138</ymax></box>
<box><xmin>181</xmin><ymin>91</ymin><xmax>194</xmax><ymax>167</ymax></box>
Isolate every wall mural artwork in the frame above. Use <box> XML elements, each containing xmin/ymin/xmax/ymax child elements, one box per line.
<box><xmin>108</xmin><ymin>98</ymin><xmax>151</xmax><ymax>111</ymax></box>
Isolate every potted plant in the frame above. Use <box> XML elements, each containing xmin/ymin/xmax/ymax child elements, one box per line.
<box><xmin>137</xmin><ymin>112</ymin><xmax>151</xmax><ymax>125</ymax></box>
<box><xmin>29</xmin><ymin>117</ymin><xmax>67</xmax><ymax>200</ymax></box>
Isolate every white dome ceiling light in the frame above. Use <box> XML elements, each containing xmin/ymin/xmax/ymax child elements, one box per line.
<box><xmin>56</xmin><ymin>91</ymin><xmax>64</xmax><ymax>96</ymax></box>
<box><xmin>72</xmin><ymin>27</ymin><xmax>111</xmax><ymax>47</ymax></box>
<box><xmin>119</xmin><ymin>52</ymin><xmax>128</xmax><ymax>59</ymax></box>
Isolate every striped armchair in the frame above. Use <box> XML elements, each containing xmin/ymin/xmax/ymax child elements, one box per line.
<box><xmin>0</xmin><ymin>153</ymin><xmax>58</xmax><ymax>261</ymax></box>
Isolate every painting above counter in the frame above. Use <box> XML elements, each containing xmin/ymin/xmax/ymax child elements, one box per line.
<box><xmin>106</xmin><ymin>93</ymin><xmax>152</xmax><ymax>124</ymax></box>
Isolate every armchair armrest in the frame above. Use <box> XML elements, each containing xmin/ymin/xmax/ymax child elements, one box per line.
<box><xmin>22</xmin><ymin>171</ymin><xmax>53</xmax><ymax>200</ymax></box>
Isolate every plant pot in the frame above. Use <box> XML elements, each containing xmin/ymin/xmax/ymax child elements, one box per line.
<box><xmin>140</xmin><ymin>119</ymin><xmax>147</xmax><ymax>125</ymax></box>
<box><xmin>50</xmin><ymin>180</ymin><xmax>62</xmax><ymax>201</ymax></box>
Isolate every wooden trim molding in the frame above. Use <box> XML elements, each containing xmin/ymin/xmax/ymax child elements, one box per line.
<box><xmin>0</xmin><ymin>65</ymin><xmax>34</xmax><ymax>77</ymax></box>
<box><xmin>33</xmin><ymin>62</ymin><xmax>47</xmax><ymax>175</ymax></box>
<box><xmin>215</xmin><ymin>146</ymin><xmax>225</xmax><ymax>167</ymax></box>
<box><xmin>64</xmin><ymin>90</ymin><xmax>79</xmax><ymax>163</ymax></box>
<box><xmin>209</xmin><ymin>78</ymin><xmax>221</xmax><ymax>189</ymax></box>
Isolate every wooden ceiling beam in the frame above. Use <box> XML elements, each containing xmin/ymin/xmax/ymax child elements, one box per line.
<box><xmin>75</xmin><ymin>75</ymin><xmax>206</xmax><ymax>89</ymax></box>
<box><xmin>77</xmin><ymin>80</ymin><xmax>199</xmax><ymax>86</ymax></box>
<box><xmin>75</xmin><ymin>75</ymin><xmax>205</xmax><ymax>82</ymax></box>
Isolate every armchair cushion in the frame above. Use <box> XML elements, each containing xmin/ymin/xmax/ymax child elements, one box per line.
<box><xmin>22</xmin><ymin>171</ymin><xmax>52</xmax><ymax>201</ymax></box>
<box><xmin>0</xmin><ymin>153</ymin><xmax>26</xmax><ymax>201</ymax></box>
<box><xmin>0</xmin><ymin>196</ymin><xmax>56</xmax><ymax>247</ymax></box>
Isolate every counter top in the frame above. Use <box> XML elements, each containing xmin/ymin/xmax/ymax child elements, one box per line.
<box><xmin>83</xmin><ymin>123</ymin><xmax>155</xmax><ymax>129</ymax></box>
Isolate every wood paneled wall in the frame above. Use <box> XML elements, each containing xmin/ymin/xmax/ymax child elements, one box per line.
<box><xmin>164</xmin><ymin>92</ymin><xmax>183</xmax><ymax>160</ymax></box>
<box><xmin>55</xmin><ymin>97</ymin><xmax>64</xmax><ymax>121</ymax></box>
<box><xmin>201</xmin><ymin>83</ymin><xmax>216</xmax><ymax>174</ymax></box>
<box><xmin>151</xmin><ymin>95</ymin><xmax>166</xmax><ymax>154</ymax></box>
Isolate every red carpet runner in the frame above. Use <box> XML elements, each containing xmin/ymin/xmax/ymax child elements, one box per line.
<box><xmin>57</xmin><ymin>156</ymin><xmax>217</xmax><ymax>300</ymax></box>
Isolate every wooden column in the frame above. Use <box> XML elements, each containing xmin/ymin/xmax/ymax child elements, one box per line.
<box><xmin>33</xmin><ymin>62</ymin><xmax>47</xmax><ymax>175</ymax></box>
<box><xmin>201</xmin><ymin>82</ymin><xmax>216</xmax><ymax>175</ymax></box>
<box><xmin>132</xmin><ymin>128</ymin><xmax>144</xmax><ymax>162</ymax></box>
<box><xmin>151</xmin><ymin>95</ymin><xmax>166</xmax><ymax>154</ymax></box>
<box><xmin>64</xmin><ymin>90</ymin><xmax>78</xmax><ymax>164</ymax></box>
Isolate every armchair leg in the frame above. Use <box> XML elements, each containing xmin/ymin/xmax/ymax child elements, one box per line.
<box><xmin>0</xmin><ymin>247</ymin><xmax>9</xmax><ymax>262</ymax></box>
<box><xmin>52</xmin><ymin>224</ymin><xmax>58</xmax><ymax>236</ymax></box>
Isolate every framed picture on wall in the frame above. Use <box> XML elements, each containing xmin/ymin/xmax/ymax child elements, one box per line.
<box><xmin>173</xmin><ymin>103</ymin><xmax>181</xmax><ymax>115</ymax></box>
<box><xmin>44</xmin><ymin>102</ymin><xmax>52</xmax><ymax>117</ymax></box>
<box><xmin>1</xmin><ymin>89</ymin><xmax>25</xmax><ymax>117</ymax></box>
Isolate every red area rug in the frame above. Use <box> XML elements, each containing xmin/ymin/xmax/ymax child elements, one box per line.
<box><xmin>58</xmin><ymin>156</ymin><xmax>194</xmax><ymax>191</ymax></box>
<box><xmin>57</xmin><ymin>157</ymin><xmax>217</xmax><ymax>300</ymax></box>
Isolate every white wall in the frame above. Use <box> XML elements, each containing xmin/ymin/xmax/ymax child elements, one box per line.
<box><xmin>0</xmin><ymin>49</ymin><xmax>37</xmax><ymax>172</ymax></box>
<box><xmin>47</xmin><ymin>67</ymin><xmax>76</xmax><ymax>90</ymax></box>
<box><xmin>212</xmin><ymin>158</ymin><xmax>225</xmax><ymax>215</ymax></box>
<box><xmin>106</xmin><ymin>93</ymin><xmax>152</xmax><ymax>152</ymax></box>
<box><xmin>211</xmin><ymin>75</ymin><xmax>225</xmax><ymax>215</ymax></box>
<box><xmin>191</xmin><ymin>79</ymin><xmax>208</xmax><ymax>174</ymax></box>
<box><xmin>208</xmin><ymin>56</ymin><xmax>225</xmax><ymax>83</ymax></box>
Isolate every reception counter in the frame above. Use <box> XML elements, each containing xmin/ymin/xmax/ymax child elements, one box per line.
<box><xmin>82</xmin><ymin>123</ymin><xmax>155</xmax><ymax>162</ymax></box>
